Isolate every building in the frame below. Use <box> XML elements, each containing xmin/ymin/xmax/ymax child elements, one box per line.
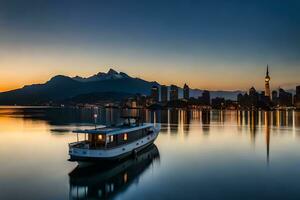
<box><xmin>249</xmin><ymin>87</ymin><xmax>257</xmax><ymax>96</ymax></box>
<box><xmin>136</xmin><ymin>94</ymin><xmax>148</xmax><ymax>107</ymax></box>
<box><xmin>202</xmin><ymin>90</ymin><xmax>210</xmax><ymax>105</ymax></box>
<box><xmin>170</xmin><ymin>85</ymin><xmax>179</xmax><ymax>101</ymax></box>
<box><xmin>237</xmin><ymin>87</ymin><xmax>260</xmax><ymax>109</ymax></box>
<box><xmin>278</xmin><ymin>88</ymin><xmax>293</xmax><ymax>107</ymax></box>
<box><xmin>211</xmin><ymin>97</ymin><xmax>225</xmax><ymax>109</ymax></box>
<box><xmin>237</xmin><ymin>93</ymin><xmax>243</xmax><ymax>103</ymax></box>
<box><xmin>272</xmin><ymin>90</ymin><xmax>278</xmax><ymax>106</ymax></box>
<box><xmin>265</xmin><ymin>65</ymin><xmax>271</xmax><ymax>99</ymax></box>
<box><xmin>160</xmin><ymin>85</ymin><xmax>168</xmax><ymax>102</ymax></box>
<box><xmin>272</xmin><ymin>90</ymin><xmax>278</xmax><ymax>99</ymax></box>
<box><xmin>183</xmin><ymin>83</ymin><xmax>190</xmax><ymax>100</ymax></box>
<box><xmin>294</xmin><ymin>85</ymin><xmax>300</xmax><ymax>109</ymax></box>
<box><xmin>150</xmin><ymin>86</ymin><xmax>159</xmax><ymax>103</ymax></box>
<box><xmin>198</xmin><ymin>90</ymin><xmax>210</xmax><ymax>105</ymax></box>
<box><xmin>249</xmin><ymin>87</ymin><xmax>259</xmax><ymax>106</ymax></box>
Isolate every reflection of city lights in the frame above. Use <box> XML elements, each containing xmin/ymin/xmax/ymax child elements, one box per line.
<box><xmin>264</xmin><ymin>111</ymin><xmax>268</xmax><ymax>126</ymax></box>
<box><xmin>258</xmin><ymin>111</ymin><xmax>261</xmax><ymax>127</ymax></box>
<box><xmin>286</xmin><ymin>110</ymin><xmax>288</xmax><ymax>126</ymax></box>
<box><xmin>293</xmin><ymin>110</ymin><xmax>296</xmax><ymax>138</ymax></box>
<box><xmin>123</xmin><ymin>172</ymin><xmax>128</xmax><ymax>183</ymax></box>
<box><xmin>276</xmin><ymin>110</ymin><xmax>280</xmax><ymax>127</ymax></box>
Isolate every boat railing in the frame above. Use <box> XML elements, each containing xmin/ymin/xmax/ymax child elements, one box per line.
<box><xmin>69</xmin><ymin>140</ymin><xmax>107</xmax><ymax>150</ymax></box>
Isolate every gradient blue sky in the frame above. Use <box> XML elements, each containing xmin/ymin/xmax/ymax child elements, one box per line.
<box><xmin>0</xmin><ymin>0</ymin><xmax>299</xmax><ymax>91</ymax></box>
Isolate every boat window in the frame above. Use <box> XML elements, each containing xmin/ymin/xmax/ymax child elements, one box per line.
<box><xmin>110</xmin><ymin>135</ymin><xmax>114</xmax><ymax>142</ymax></box>
<box><xmin>124</xmin><ymin>133</ymin><xmax>128</xmax><ymax>141</ymax></box>
<box><xmin>98</xmin><ymin>134</ymin><xmax>103</xmax><ymax>140</ymax></box>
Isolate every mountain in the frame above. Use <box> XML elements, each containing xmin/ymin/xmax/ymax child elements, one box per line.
<box><xmin>0</xmin><ymin>75</ymin><xmax>82</xmax><ymax>105</ymax></box>
<box><xmin>0</xmin><ymin>69</ymin><xmax>159</xmax><ymax>105</ymax></box>
<box><xmin>0</xmin><ymin>68</ymin><xmax>245</xmax><ymax>105</ymax></box>
<box><xmin>73</xmin><ymin>68</ymin><xmax>130</xmax><ymax>82</ymax></box>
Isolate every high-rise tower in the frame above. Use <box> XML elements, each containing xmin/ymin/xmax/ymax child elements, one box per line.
<box><xmin>183</xmin><ymin>83</ymin><xmax>190</xmax><ymax>100</ymax></box>
<box><xmin>265</xmin><ymin>65</ymin><xmax>271</xmax><ymax>99</ymax></box>
<box><xmin>151</xmin><ymin>86</ymin><xmax>159</xmax><ymax>102</ymax></box>
<box><xmin>160</xmin><ymin>85</ymin><xmax>168</xmax><ymax>102</ymax></box>
<box><xmin>170</xmin><ymin>85</ymin><xmax>179</xmax><ymax>101</ymax></box>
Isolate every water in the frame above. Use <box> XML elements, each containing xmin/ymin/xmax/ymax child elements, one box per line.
<box><xmin>0</xmin><ymin>107</ymin><xmax>300</xmax><ymax>200</ymax></box>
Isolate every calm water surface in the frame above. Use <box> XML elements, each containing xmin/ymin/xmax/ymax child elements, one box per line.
<box><xmin>0</xmin><ymin>107</ymin><xmax>300</xmax><ymax>200</ymax></box>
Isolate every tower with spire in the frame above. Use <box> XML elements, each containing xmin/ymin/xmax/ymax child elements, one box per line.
<box><xmin>265</xmin><ymin>65</ymin><xmax>271</xmax><ymax>98</ymax></box>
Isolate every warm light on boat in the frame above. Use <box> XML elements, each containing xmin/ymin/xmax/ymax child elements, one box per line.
<box><xmin>123</xmin><ymin>172</ymin><xmax>128</xmax><ymax>183</ymax></box>
<box><xmin>124</xmin><ymin>133</ymin><xmax>128</xmax><ymax>140</ymax></box>
<box><xmin>98</xmin><ymin>134</ymin><xmax>103</xmax><ymax>140</ymax></box>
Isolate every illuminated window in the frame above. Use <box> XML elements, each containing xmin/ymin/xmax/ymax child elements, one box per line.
<box><xmin>123</xmin><ymin>172</ymin><xmax>128</xmax><ymax>183</ymax></box>
<box><xmin>124</xmin><ymin>133</ymin><xmax>128</xmax><ymax>141</ymax></box>
<box><xmin>98</xmin><ymin>134</ymin><xmax>103</xmax><ymax>140</ymax></box>
<box><xmin>110</xmin><ymin>135</ymin><xmax>114</xmax><ymax>142</ymax></box>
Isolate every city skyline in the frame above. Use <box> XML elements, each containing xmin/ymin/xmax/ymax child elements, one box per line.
<box><xmin>0</xmin><ymin>65</ymin><xmax>298</xmax><ymax>93</ymax></box>
<box><xmin>0</xmin><ymin>0</ymin><xmax>300</xmax><ymax>92</ymax></box>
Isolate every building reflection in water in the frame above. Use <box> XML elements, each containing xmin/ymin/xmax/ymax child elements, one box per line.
<box><xmin>160</xmin><ymin>110</ymin><xmax>169</xmax><ymax>124</ymax></box>
<box><xmin>295</xmin><ymin>111</ymin><xmax>300</xmax><ymax>128</ymax></box>
<box><xmin>210</xmin><ymin>110</ymin><xmax>225</xmax><ymax>124</ymax></box>
<box><xmin>236</xmin><ymin>109</ymin><xmax>298</xmax><ymax>164</ymax></box>
<box><xmin>249</xmin><ymin>111</ymin><xmax>258</xmax><ymax>144</ymax></box>
<box><xmin>68</xmin><ymin>144</ymin><xmax>160</xmax><ymax>200</ymax></box>
<box><xmin>169</xmin><ymin>109</ymin><xmax>179</xmax><ymax>134</ymax></box>
<box><xmin>264</xmin><ymin>111</ymin><xmax>271</xmax><ymax>164</ymax></box>
<box><xmin>201</xmin><ymin>110</ymin><xmax>210</xmax><ymax>134</ymax></box>
<box><xmin>180</xmin><ymin>109</ymin><xmax>191</xmax><ymax>135</ymax></box>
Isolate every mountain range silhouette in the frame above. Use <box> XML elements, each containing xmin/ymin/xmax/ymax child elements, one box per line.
<box><xmin>0</xmin><ymin>68</ymin><xmax>242</xmax><ymax>105</ymax></box>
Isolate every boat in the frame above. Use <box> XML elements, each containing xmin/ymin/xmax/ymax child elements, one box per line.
<box><xmin>68</xmin><ymin>116</ymin><xmax>160</xmax><ymax>162</ymax></box>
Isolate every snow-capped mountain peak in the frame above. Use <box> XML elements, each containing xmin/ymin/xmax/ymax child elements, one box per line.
<box><xmin>73</xmin><ymin>68</ymin><xmax>131</xmax><ymax>82</ymax></box>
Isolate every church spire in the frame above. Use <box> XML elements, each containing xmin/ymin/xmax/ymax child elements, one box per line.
<box><xmin>266</xmin><ymin>64</ymin><xmax>269</xmax><ymax>77</ymax></box>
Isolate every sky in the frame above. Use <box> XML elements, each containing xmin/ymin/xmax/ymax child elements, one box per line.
<box><xmin>0</xmin><ymin>0</ymin><xmax>299</xmax><ymax>92</ymax></box>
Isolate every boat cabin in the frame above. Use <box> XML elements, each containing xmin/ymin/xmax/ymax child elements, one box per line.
<box><xmin>71</xmin><ymin>117</ymin><xmax>154</xmax><ymax>150</ymax></box>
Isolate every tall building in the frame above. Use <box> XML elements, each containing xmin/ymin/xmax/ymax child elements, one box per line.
<box><xmin>249</xmin><ymin>87</ymin><xmax>259</xmax><ymax>106</ymax></box>
<box><xmin>272</xmin><ymin>90</ymin><xmax>278</xmax><ymax>106</ymax></box>
<box><xmin>278</xmin><ymin>88</ymin><xmax>293</xmax><ymax>107</ymax></box>
<box><xmin>265</xmin><ymin>65</ymin><xmax>271</xmax><ymax>99</ymax></box>
<box><xmin>295</xmin><ymin>85</ymin><xmax>300</xmax><ymax>109</ymax></box>
<box><xmin>160</xmin><ymin>85</ymin><xmax>168</xmax><ymax>102</ymax></box>
<box><xmin>151</xmin><ymin>85</ymin><xmax>159</xmax><ymax>102</ymax></box>
<box><xmin>183</xmin><ymin>83</ymin><xmax>190</xmax><ymax>100</ymax></box>
<box><xmin>272</xmin><ymin>90</ymin><xmax>278</xmax><ymax>100</ymax></box>
<box><xmin>170</xmin><ymin>85</ymin><xmax>178</xmax><ymax>101</ymax></box>
<box><xmin>249</xmin><ymin>87</ymin><xmax>257</xmax><ymax>96</ymax></box>
<box><xmin>202</xmin><ymin>90</ymin><xmax>210</xmax><ymax>105</ymax></box>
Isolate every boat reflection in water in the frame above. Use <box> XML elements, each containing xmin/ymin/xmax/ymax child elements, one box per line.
<box><xmin>68</xmin><ymin>144</ymin><xmax>160</xmax><ymax>199</ymax></box>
